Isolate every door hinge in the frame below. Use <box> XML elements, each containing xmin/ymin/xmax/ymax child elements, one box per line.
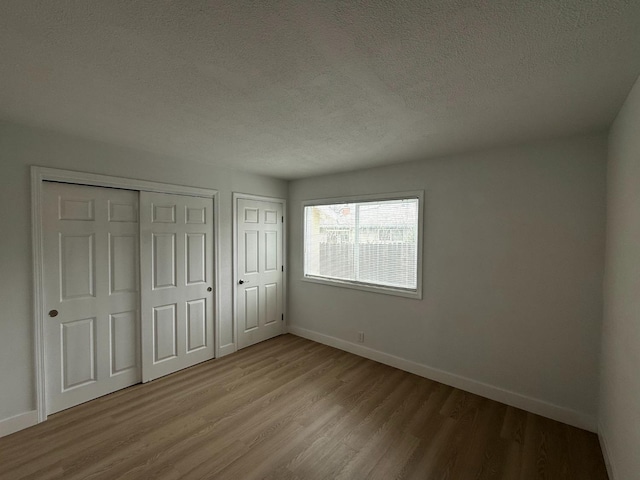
<box><xmin>281</xmin><ymin>216</ymin><xmax>284</xmax><ymax>223</ymax></box>
<box><xmin>281</xmin><ymin>265</ymin><xmax>284</xmax><ymax>272</ymax></box>
<box><xmin>281</xmin><ymin>314</ymin><xmax>284</xmax><ymax>321</ymax></box>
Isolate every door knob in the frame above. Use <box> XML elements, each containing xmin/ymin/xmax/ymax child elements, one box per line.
<box><xmin>239</xmin><ymin>280</ymin><xmax>246</xmax><ymax>285</ymax></box>
<box><xmin>207</xmin><ymin>287</ymin><xmax>212</xmax><ymax>292</ymax></box>
<box><xmin>49</xmin><ymin>310</ymin><xmax>58</xmax><ymax>318</ymax></box>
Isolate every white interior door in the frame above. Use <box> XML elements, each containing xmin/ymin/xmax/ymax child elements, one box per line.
<box><xmin>140</xmin><ymin>192</ymin><xmax>214</xmax><ymax>382</ymax></box>
<box><xmin>236</xmin><ymin>197</ymin><xmax>284</xmax><ymax>349</ymax></box>
<box><xmin>43</xmin><ymin>182</ymin><xmax>140</xmax><ymax>414</ymax></box>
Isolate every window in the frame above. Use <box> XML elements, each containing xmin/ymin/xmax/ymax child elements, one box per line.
<box><xmin>303</xmin><ymin>192</ymin><xmax>423</xmax><ymax>298</ymax></box>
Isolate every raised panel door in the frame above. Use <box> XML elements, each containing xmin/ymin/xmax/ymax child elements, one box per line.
<box><xmin>236</xmin><ymin>198</ymin><xmax>284</xmax><ymax>349</ymax></box>
<box><xmin>43</xmin><ymin>182</ymin><xmax>140</xmax><ymax>414</ymax></box>
<box><xmin>140</xmin><ymin>192</ymin><xmax>214</xmax><ymax>382</ymax></box>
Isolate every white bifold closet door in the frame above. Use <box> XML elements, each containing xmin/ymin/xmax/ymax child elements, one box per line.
<box><xmin>43</xmin><ymin>182</ymin><xmax>141</xmax><ymax>414</ymax></box>
<box><xmin>140</xmin><ymin>192</ymin><xmax>214</xmax><ymax>382</ymax></box>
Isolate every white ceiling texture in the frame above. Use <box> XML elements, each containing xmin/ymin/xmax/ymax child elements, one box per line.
<box><xmin>1</xmin><ymin>1</ymin><xmax>639</xmax><ymax>179</ymax></box>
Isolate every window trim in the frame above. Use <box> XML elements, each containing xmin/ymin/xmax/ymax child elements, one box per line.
<box><xmin>301</xmin><ymin>191</ymin><xmax>424</xmax><ymax>300</ymax></box>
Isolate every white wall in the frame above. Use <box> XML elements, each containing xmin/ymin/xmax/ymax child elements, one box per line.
<box><xmin>0</xmin><ymin>120</ymin><xmax>287</xmax><ymax>426</ymax></box>
<box><xmin>600</xmin><ymin>74</ymin><xmax>640</xmax><ymax>480</ymax></box>
<box><xmin>288</xmin><ymin>134</ymin><xmax>607</xmax><ymax>430</ymax></box>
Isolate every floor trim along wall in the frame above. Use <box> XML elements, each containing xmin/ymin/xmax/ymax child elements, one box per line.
<box><xmin>598</xmin><ymin>426</ymin><xmax>617</xmax><ymax>480</ymax></box>
<box><xmin>0</xmin><ymin>410</ymin><xmax>38</xmax><ymax>439</ymax></box>
<box><xmin>288</xmin><ymin>325</ymin><xmax>597</xmax><ymax>433</ymax></box>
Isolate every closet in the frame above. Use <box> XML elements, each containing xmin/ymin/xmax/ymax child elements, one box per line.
<box><xmin>42</xmin><ymin>182</ymin><xmax>214</xmax><ymax>414</ymax></box>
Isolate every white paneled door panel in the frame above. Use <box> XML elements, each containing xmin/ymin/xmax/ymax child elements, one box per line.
<box><xmin>140</xmin><ymin>192</ymin><xmax>214</xmax><ymax>382</ymax></box>
<box><xmin>43</xmin><ymin>182</ymin><xmax>140</xmax><ymax>414</ymax></box>
<box><xmin>236</xmin><ymin>198</ymin><xmax>284</xmax><ymax>349</ymax></box>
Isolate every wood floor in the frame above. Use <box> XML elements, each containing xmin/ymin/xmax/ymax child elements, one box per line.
<box><xmin>0</xmin><ymin>334</ymin><xmax>608</xmax><ymax>480</ymax></box>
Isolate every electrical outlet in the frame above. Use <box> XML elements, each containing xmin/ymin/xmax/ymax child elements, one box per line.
<box><xmin>357</xmin><ymin>331</ymin><xmax>365</xmax><ymax>343</ymax></box>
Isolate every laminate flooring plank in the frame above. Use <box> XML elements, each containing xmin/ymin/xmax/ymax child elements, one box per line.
<box><xmin>0</xmin><ymin>334</ymin><xmax>609</xmax><ymax>480</ymax></box>
<box><xmin>71</xmin><ymin>354</ymin><xmax>342</xmax><ymax>479</ymax></box>
<box><xmin>450</xmin><ymin>399</ymin><xmax>509</xmax><ymax>479</ymax></box>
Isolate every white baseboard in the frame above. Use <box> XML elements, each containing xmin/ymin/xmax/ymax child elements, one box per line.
<box><xmin>219</xmin><ymin>343</ymin><xmax>236</xmax><ymax>357</ymax></box>
<box><xmin>598</xmin><ymin>425</ymin><xmax>617</xmax><ymax>480</ymax></box>
<box><xmin>0</xmin><ymin>410</ymin><xmax>38</xmax><ymax>438</ymax></box>
<box><xmin>288</xmin><ymin>326</ymin><xmax>597</xmax><ymax>432</ymax></box>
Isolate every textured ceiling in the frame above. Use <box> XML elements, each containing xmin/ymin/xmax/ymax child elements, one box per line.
<box><xmin>1</xmin><ymin>1</ymin><xmax>639</xmax><ymax>180</ymax></box>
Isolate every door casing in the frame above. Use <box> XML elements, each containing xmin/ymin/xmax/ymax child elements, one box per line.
<box><xmin>232</xmin><ymin>192</ymin><xmax>287</xmax><ymax>350</ymax></box>
<box><xmin>31</xmin><ymin>166</ymin><xmax>219</xmax><ymax>422</ymax></box>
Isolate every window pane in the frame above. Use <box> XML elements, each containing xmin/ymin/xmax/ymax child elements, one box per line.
<box><xmin>304</xmin><ymin>198</ymin><xmax>419</xmax><ymax>291</ymax></box>
<box><xmin>356</xmin><ymin>200</ymin><xmax>418</xmax><ymax>289</ymax></box>
<box><xmin>305</xmin><ymin>203</ymin><xmax>356</xmax><ymax>282</ymax></box>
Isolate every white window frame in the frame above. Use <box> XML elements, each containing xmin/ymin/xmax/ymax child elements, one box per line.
<box><xmin>302</xmin><ymin>191</ymin><xmax>424</xmax><ymax>299</ymax></box>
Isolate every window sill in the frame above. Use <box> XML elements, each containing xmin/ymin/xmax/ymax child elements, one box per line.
<box><xmin>302</xmin><ymin>275</ymin><xmax>422</xmax><ymax>300</ymax></box>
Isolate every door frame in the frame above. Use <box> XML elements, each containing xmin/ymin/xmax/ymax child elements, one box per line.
<box><xmin>232</xmin><ymin>193</ymin><xmax>287</xmax><ymax>350</ymax></box>
<box><xmin>31</xmin><ymin>166</ymin><xmax>219</xmax><ymax>423</ymax></box>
